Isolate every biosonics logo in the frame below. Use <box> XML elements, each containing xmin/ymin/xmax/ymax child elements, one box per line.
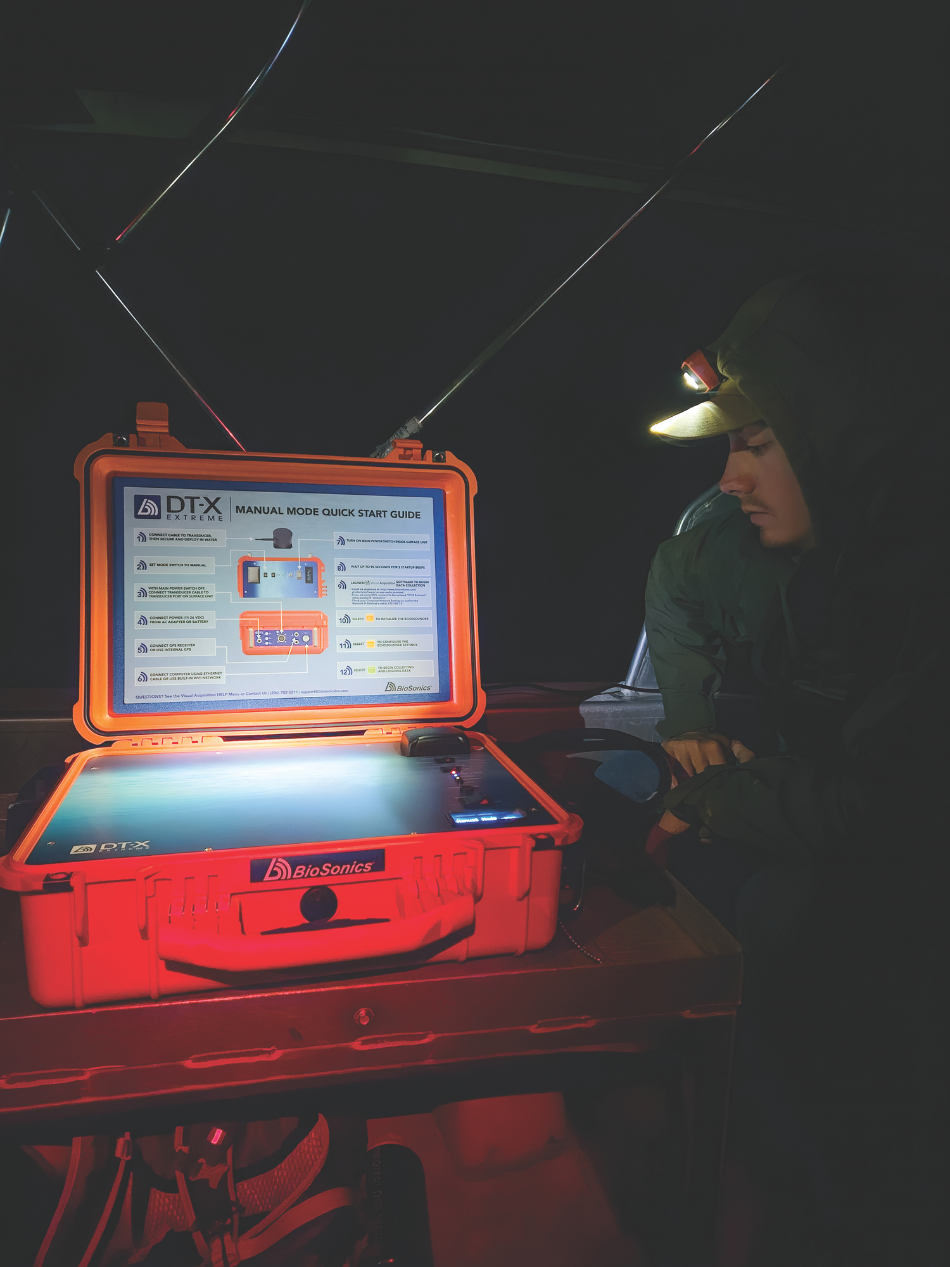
<box><xmin>134</xmin><ymin>494</ymin><xmax>161</xmax><ymax>519</ymax></box>
<box><xmin>262</xmin><ymin>857</ymin><xmax>293</xmax><ymax>880</ymax></box>
<box><xmin>251</xmin><ymin>849</ymin><xmax>385</xmax><ymax>883</ymax></box>
<box><xmin>385</xmin><ymin>681</ymin><xmax>430</xmax><ymax>692</ymax></box>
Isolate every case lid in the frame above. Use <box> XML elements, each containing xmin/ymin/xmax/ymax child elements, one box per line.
<box><xmin>74</xmin><ymin>409</ymin><xmax>485</xmax><ymax>742</ymax></box>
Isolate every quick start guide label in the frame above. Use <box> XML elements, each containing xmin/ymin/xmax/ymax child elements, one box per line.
<box><xmin>251</xmin><ymin>849</ymin><xmax>385</xmax><ymax>882</ymax></box>
<box><xmin>113</xmin><ymin>478</ymin><xmax>450</xmax><ymax>714</ymax></box>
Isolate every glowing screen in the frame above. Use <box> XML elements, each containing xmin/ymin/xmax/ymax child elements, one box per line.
<box><xmin>28</xmin><ymin>742</ymin><xmax>554</xmax><ymax>863</ymax></box>
<box><xmin>114</xmin><ymin>479</ymin><xmax>450</xmax><ymax>712</ymax></box>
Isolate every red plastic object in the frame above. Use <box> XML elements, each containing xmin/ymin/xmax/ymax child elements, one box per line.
<box><xmin>157</xmin><ymin>890</ymin><xmax>477</xmax><ymax>972</ymax></box>
<box><xmin>681</xmin><ymin>349</ymin><xmax>720</xmax><ymax>391</ymax></box>
<box><xmin>3</xmin><ymin>735</ymin><xmax>576</xmax><ymax>1007</ymax></box>
<box><xmin>70</xmin><ymin>425</ymin><xmax>485</xmax><ymax>741</ymax></box>
<box><xmin>0</xmin><ymin>408</ymin><xmax>582</xmax><ymax>1007</ymax></box>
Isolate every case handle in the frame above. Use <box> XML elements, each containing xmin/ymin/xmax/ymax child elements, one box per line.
<box><xmin>157</xmin><ymin>891</ymin><xmax>474</xmax><ymax>972</ymax></box>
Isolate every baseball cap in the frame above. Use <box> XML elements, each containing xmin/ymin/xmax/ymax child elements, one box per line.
<box><xmin>649</xmin><ymin>377</ymin><xmax>762</xmax><ymax>440</ymax></box>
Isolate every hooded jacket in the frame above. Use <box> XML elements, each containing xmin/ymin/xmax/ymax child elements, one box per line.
<box><xmin>648</xmin><ymin>272</ymin><xmax>946</xmax><ymax>858</ymax></box>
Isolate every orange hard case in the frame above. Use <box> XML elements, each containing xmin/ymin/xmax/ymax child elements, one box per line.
<box><xmin>0</xmin><ymin>417</ymin><xmax>580</xmax><ymax>1007</ymax></box>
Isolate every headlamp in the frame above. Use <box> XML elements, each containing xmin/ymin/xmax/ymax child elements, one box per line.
<box><xmin>681</xmin><ymin>349</ymin><xmax>720</xmax><ymax>392</ymax></box>
<box><xmin>650</xmin><ymin>376</ymin><xmax>759</xmax><ymax>439</ymax></box>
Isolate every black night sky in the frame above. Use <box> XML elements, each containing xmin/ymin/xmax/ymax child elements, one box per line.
<box><xmin>1</xmin><ymin>2</ymin><xmax>945</xmax><ymax>689</ymax></box>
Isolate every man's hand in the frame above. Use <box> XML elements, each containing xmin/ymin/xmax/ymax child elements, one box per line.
<box><xmin>651</xmin><ymin>732</ymin><xmax>757</xmax><ymax>851</ymax></box>
<box><xmin>663</xmin><ymin>730</ymin><xmax>756</xmax><ymax>777</ymax></box>
<box><xmin>657</xmin><ymin>810</ymin><xmax>692</xmax><ymax>835</ymax></box>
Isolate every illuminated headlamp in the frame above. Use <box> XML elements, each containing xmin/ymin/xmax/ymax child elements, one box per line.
<box><xmin>681</xmin><ymin>349</ymin><xmax>720</xmax><ymax>392</ymax></box>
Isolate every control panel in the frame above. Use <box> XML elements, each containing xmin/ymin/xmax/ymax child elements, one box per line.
<box><xmin>239</xmin><ymin>611</ymin><xmax>329</xmax><ymax>655</ymax></box>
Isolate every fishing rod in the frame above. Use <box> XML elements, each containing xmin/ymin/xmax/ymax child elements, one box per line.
<box><xmin>371</xmin><ymin>61</ymin><xmax>788</xmax><ymax>458</ymax></box>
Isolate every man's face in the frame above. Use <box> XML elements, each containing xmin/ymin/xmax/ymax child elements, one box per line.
<box><xmin>719</xmin><ymin>423</ymin><xmax>815</xmax><ymax>550</ymax></box>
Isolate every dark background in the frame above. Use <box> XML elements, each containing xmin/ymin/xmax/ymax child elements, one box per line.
<box><xmin>0</xmin><ymin>1</ymin><xmax>945</xmax><ymax>691</ymax></box>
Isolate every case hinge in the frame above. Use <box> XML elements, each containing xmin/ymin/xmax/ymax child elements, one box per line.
<box><xmin>112</xmin><ymin>734</ymin><xmax>225</xmax><ymax>749</ymax></box>
<box><xmin>362</xmin><ymin>726</ymin><xmax>406</xmax><ymax>737</ymax></box>
<box><xmin>384</xmin><ymin>438</ymin><xmax>424</xmax><ymax>462</ymax></box>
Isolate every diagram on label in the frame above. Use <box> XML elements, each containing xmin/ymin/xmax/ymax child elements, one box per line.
<box><xmin>238</xmin><ymin>555</ymin><xmax>327</xmax><ymax>599</ymax></box>
<box><xmin>239</xmin><ymin>611</ymin><xmax>329</xmax><ymax>655</ymax></box>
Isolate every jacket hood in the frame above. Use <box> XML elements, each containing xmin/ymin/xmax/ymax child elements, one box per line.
<box><xmin>707</xmin><ymin>271</ymin><xmax>941</xmax><ymax>551</ymax></box>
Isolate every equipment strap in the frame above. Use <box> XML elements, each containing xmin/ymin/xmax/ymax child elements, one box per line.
<box><xmin>237</xmin><ymin>1186</ymin><xmax>355</xmax><ymax>1260</ymax></box>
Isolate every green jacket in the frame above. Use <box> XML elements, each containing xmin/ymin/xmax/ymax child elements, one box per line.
<box><xmin>645</xmin><ymin>500</ymin><xmax>794</xmax><ymax>740</ymax></box>
<box><xmin>647</xmin><ymin>273</ymin><xmax>945</xmax><ymax>860</ymax></box>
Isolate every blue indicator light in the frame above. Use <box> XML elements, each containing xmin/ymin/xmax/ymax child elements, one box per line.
<box><xmin>450</xmin><ymin>809</ymin><xmax>525</xmax><ymax>827</ymax></box>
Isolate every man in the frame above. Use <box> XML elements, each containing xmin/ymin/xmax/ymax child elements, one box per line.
<box><xmin>643</xmin><ymin>271</ymin><xmax>942</xmax><ymax>856</ymax></box>
<box><xmin>639</xmin><ymin>271</ymin><xmax>946</xmax><ymax>1264</ymax></box>
<box><xmin>644</xmin><ymin>381</ymin><xmax>798</xmax><ymax>782</ymax></box>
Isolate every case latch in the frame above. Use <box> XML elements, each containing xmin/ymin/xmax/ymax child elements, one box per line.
<box><xmin>136</xmin><ymin>401</ymin><xmax>168</xmax><ymax>434</ymax></box>
<box><xmin>130</xmin><ymin>402</ymin><xmax>184</xmax><ymax>450</ymax></box>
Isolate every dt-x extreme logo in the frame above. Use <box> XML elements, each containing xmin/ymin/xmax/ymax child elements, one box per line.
<box><xmin>68</xmin><ymin>841</ymin><xmax>151</xmax><ymax>856</ymax></box>
<box><xmin>134</xmin><ymin>494</ymin><xmax>161</xmax><ymax>518</ymax></box>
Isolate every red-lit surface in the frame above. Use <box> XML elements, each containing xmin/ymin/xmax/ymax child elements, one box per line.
<box><xmin>0</xmin><ymin>881</ymin><xmax>739</xmax><ymax>1124</ymax></box>
<box><xmin>368</xmin><ymin>1096</ymin><xmax>645</xmax><ymax>1265</ymax></box>
<box><xmin>1</xmin><ymin>868</ymin><xmax>739</xmax><ymax>1262</ymax></box>
<box><xmin>2</xmin><ymin>730</ymin><xmax>579</xmax><ymax>1008</ymax></box>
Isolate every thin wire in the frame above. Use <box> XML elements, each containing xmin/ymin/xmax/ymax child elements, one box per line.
<box><xmin>31</xmin><ymin>189</ymin><xmax>82</xmax><ymax>250</ymax></box>
<box><xmin>0</xmin><ymin>206</ymin><xmax>11</xmax><ymax>253</ymax></box>
<box><xmin>420</xmin><ymin>66</ymin><xmax>784</xmax><ymax>423</ymax></box>
<box><xmin>113</xmin><ymin>0</ymin><xmax>312</xmax><ymax>244</ymax></box>
<box><xmin>372</xmin><ymin>60</ymin><xmax>788</xmax><ymax>457</ymax></box>
<box><xmin>14</xmin><ymin>164</ymin><xmax>247</xmax><ymax>449</ymax></box>
<box><xmin>95</xmin><ymin>271</ymin><xmax>247</xmax><ymax>450</ymax></box>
